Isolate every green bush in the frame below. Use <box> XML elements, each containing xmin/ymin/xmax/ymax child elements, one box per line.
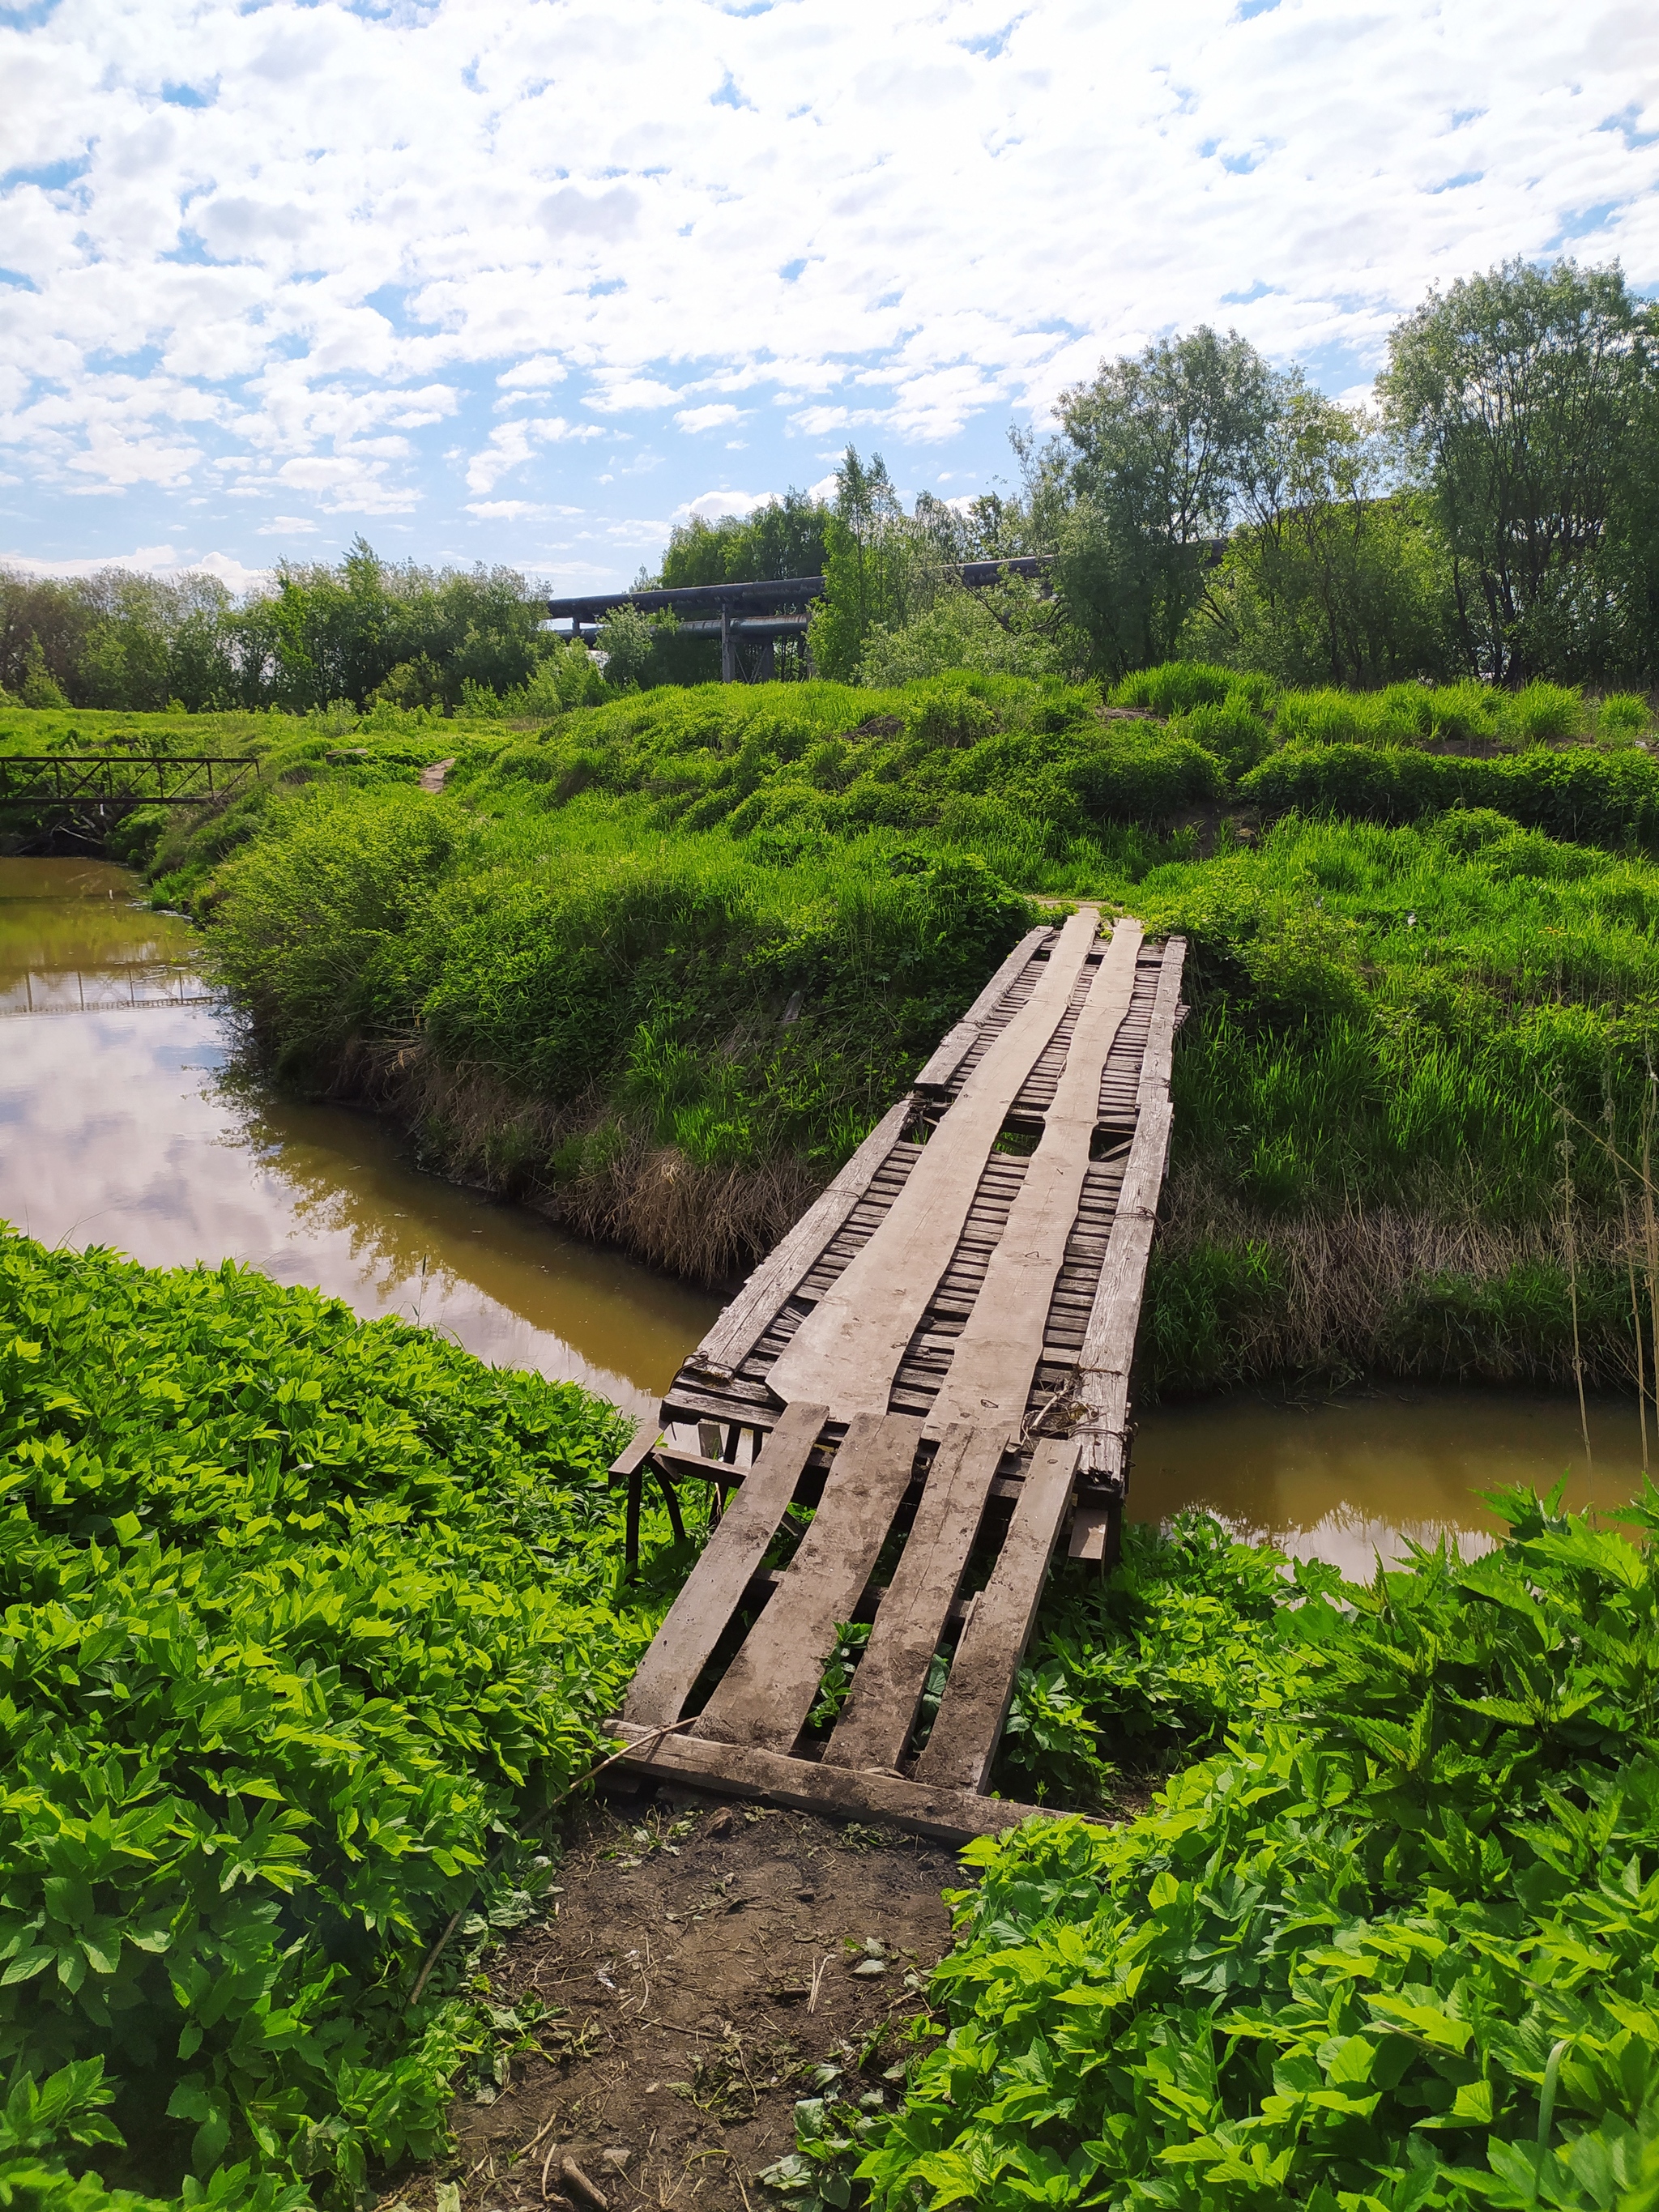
<box><xmin>1598</xmin><ymin>691</ymin><xmax>1653</xmax><ymax>738</ymax></box>
<box><xmin>1239</xmin><ymin>740</ymin><xmax>1659</xmax><ymax>847</ymax></box>
<box><xmin>1167</xmin><ymin>700</ymin><xmax>1270</xmax><ymax>778</ymax></box>
<box><xmin>840</xmin><ymin>1494</ymin><xmax>1659</xmax><ymax>2212</ymax></box>
<box><xmin>0</xmin><ymin>1230</ymin><xmax>651</xmax><ymax>2207</ymax></box>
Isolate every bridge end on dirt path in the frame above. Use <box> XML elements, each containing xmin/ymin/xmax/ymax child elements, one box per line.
<box><xmin>608</xmin><ymin>912</ymin><xmax>1187</xmax><ymax>1841</ymax></box>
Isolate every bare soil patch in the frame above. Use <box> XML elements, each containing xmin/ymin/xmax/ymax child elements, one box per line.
<box><xmin>416</xmin><ymin>1790</ymin><xmax>966</xmax><ymax>2212</ymax></box>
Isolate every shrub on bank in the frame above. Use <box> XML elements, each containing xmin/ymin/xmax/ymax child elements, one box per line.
<box><xmin>0</xmin><ymin>1230</ymin><xmax>655</xmax><ymax>2209</ymax></box>
<box><xmin>779</xmin><ymin>1496</ymin><xmax>1659</xmax><ymax>2211</ymax></box>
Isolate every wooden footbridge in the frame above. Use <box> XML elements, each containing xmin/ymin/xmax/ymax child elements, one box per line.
<box><xmin>608</xmin><ymin>910</ymin><xmax>1186</xmax><ymax>1840</ymax></box>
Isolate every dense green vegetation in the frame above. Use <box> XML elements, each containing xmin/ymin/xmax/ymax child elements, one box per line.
<box><xmin>8</xmin><ymin>640</ymin><xmax>1659</xmax><ymax>1390</ymax></box>
<box><xmin>768</xmin><ymin>1495</ymin><xmax>1659</xmax><ymax>2212</ymax></box>
<box><xmin>0</xmin><ymin>1229</ymin><xmax>676</xmax><ymax>2212</ymax></box>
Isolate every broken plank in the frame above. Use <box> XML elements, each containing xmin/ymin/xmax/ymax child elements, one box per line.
<box><xmin>695</xmin><ymin>1411</ymin><xmax>921</xmax><ymax>1752</ymax></box>
<box><xmin>1076</xmin><ymin>940</ymin><xmax>1187</xmax><ymax>1475</ymax></box>
<box><xmin>914</xmin><ymin>1435</ymin><xmax>1082</xmax><ymax>1795</ymax></box>
<box><xmin>608</xmin><ymin>1720</ymin><xmax>1054</xmax><ymax>1844</ymax></box>
<box><xmin>823</xmin><ymin>1423</ymin><xmax>1006</xmax><ymax>1775</ymax></box>
<box><xmin>684</xmin><ymin>1096</ymin><xmax>917</xmax><ymax>1380</ymax></box>
<box><xmin>621</xmin><ymin>1401</ymin><xmax>828</xmax><ymax>1730</ymax></box>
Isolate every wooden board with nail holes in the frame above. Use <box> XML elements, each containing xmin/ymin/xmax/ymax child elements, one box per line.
<box><xmin>608</xmin><ymin>1720</ymin><xmax>1052</xmax><ymax>1843</ymax></box>
<box><xmin>821</xmin><ymin>1422</ymin><xmax>1008</xmax><ymax>1775</ymax></box>
<box><xmin>915</xmin><ymin>1436</ymin><xmax>1084</xmax><ymax>1795</ymax></box>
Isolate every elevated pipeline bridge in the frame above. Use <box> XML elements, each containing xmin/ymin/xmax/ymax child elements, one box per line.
<box><xmin>547</xmin><ymin>559</ymin><xmax>1056</xmax><ymax>683</ymax></box>
<box><xmin>608</xmin><ymin>910</ymin><xmax>1185</xmax><ymax>1840</ymax></box>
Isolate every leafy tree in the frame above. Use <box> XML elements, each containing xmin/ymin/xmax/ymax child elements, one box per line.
<box><xmin>1381</xmin><ymin>256</ymin><xmax>1659</xmax><ymax>682</ymax></box>
<box><xmin>808</xmin><ymin>447</ymin><xmax>915</xmax><ymax>680</ymax></box>
<box><xmin>1202</xmin><ymin>394</ymin><xmax>1454</xmax><ymax>684</ymax></box>
<box><xmin>1035</xmin><ymin>326</ymin><xmax>1287</xmax><ymax>676</ymax></box>
<box><xmin>655</xmin><ymin>491</ymin><xmax>829</xmax><ymax>588</ymax></box>
<box><xmin>594</xmin><ymin>602</ymin><xmax>663</xmax><ymax>689</ymax></box>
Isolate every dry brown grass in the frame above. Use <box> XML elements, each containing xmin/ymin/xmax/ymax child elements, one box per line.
<box><xmin>1154</xmin><ymin>1160</ymin><xmax>1637</xmax><ymax>1392</ymax></box>
<box><xmin>321</xmin><ymin>1038</ymin><xmax>827</xmax><ymax>1285</ymax></box>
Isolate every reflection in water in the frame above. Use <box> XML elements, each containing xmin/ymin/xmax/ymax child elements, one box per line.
<box><xmin>1132</xmin><ymin>1387</ymin><xmax>1650</xmax><ymax>1575</ymax></box>
<box><xmin>0</xmin><ymin>858</ymin><xmax>718</xmax><ymax>1417</ymax></box>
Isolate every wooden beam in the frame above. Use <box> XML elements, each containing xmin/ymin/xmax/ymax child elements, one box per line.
<box><xmin>684</xmin><ymin>1095</ymin><xmax>915</xmax><ymax>1383</ymax></box>
<box><xmin>923</xmin><ymin>920</ymin><xmax>1142</xmax><ymax>1438</ymax></box>
<box><xmin>695</xmin><ymin>1412</ymin><xmax>921</xmax><ymax>1752</ymax></box>
<box><xmin>608</xmin><ymin>1720</ymin><xmax>1054</xmax><ymax>1843</ymax></box>
<box><xmin>822</xmin><ymin>1422</ymin><xmax>1005</xmax><ymax>1775</ymax></box>
<box><xmin>622</xmin><ymin>1402</ymin><xmax>829</xmax><ymax>1730</ymax></box>
<box><xmin>914</xmin><ymin>1436</ymin><xmax>1082</xmax><ymax>1795</ymax></box>
<box><xmin>1074</xmin><ymin>939</ymin><xmax>1187</xmax><ymax>1480</ymax></box>
<box><xmin>911</xmin><ymin>925</ymin><xmax>1052</xmax><ymax>1093</ymax></box>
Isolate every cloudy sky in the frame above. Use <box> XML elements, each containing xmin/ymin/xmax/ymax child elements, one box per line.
<box><xmin>2</xmin><ymin>0</ymin><xmax>1655</xmax><ymax>595</ymax></box>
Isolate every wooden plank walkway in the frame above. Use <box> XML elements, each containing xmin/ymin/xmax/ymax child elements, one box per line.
<box><xmin>608</xmin><ymin>910</ymin><xmax>1187</xmax><ymax>1839</ymax></box>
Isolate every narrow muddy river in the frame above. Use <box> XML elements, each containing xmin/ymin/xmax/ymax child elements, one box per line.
<box><xmin>2</xmin><ymin>857</ymin><xmax>1648</xmax><ymax>1562</ymax></box>
<box><xmin>0</xmin><ymin>857</ymin><xmax>718</xmax><ymax>1419</ymax></box>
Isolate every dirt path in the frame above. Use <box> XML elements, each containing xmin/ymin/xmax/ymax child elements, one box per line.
<box><xmin>420</xmin><ymin>1792</ymin><xmax>965</xmax><ymax>2212</ymax></box>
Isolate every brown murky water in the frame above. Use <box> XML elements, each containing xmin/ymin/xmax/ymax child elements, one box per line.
<box><xmin>1132</xmin><ymin>1387</ymin><xmax>1650</xmax><ymax>1576</ymax></box>
<box><xmin>0</xmin><ymin>858</ymin><xmax>718</xmax><ymax>1417</ymax></box>
<box><xmin>1</xmin><ymin>856</ymin><xmax>1648</xmax><ymax>1556</ymax></box>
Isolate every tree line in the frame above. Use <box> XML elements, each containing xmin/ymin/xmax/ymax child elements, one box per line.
<box><xmin>5</xmin><ymin>257</ymin><xmax>1656</xmax><ymax>713</ymax></box>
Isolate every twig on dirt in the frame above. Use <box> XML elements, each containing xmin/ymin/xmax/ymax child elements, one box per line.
<box><xmin>539</xmin><ymin>2139</ymin><xmax>562</xmax><ymax>2201</ymax></box>
<box><xmin>562</xmin><ymin>2157</ymin><xmax>611</xmax><ymax>2210</ymax></box>
<box><xmin>518</xmin><ymin>2108</ymin><xmax>563</xmax><ymax>2166</ymax></box>
<box><xmin>408</xmin><ymin>1721</ymin><xmax>700</xmax><ymax>2008</ymax></box>
<box><xmin>807</xmin><ymin>1954</ymin><xmax>832</xmax><ymax>2014</ymax></box>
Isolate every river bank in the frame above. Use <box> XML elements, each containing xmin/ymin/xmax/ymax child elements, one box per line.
<box><xmin>4</xmin><ymin>855</ymin><xmax>1647</xmax><ymax>1559</ymax></box>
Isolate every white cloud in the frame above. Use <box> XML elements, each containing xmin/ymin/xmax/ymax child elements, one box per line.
<box><xmin>465</xmin><ymin>498</ymin><xmax>549</xmax><ymax>519</ymax></box>
<box><xmin>256</xmin><ymin>513</ymin><xmax>320</xmax><ymax>535</ymax></box>
<box><xmin>675</xmin><ymin>403</ymin><xmax>745</xmax><ymax>433</ymax></box>
<box><xmin>672</xmin><ymin>488</ymin><xmax>774</xmax><ymax>522</ymax></box>
<box><xmin>465</xmin><ymin>416</ymin><xmax>603</xmax><ymax>495</ymax></box>
<box><xmin>582</xmin><ymin>380</ymin><xmax>684</xmax><ymax>415</ymax></box>
<box><xmin>497</xmin><ymin>356</ymin><xmax>568</xmax><ymax>393</ymax></box>
<box><xmin>0</xmin><ymin>0</ymin><xmax>1652</xmax><ymax>582</ymax></box>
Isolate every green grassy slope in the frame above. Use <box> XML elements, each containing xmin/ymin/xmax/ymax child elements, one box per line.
<box><xmin>7</xmin><ymin>667</ymin><xmax>1658</xmax><ymax>1389</ymax></box>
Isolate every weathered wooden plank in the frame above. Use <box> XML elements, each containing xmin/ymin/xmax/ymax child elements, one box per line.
<box><xmin>914</xmin><ymin>1435</ymin><xmax>1082</xmax><ymax>1794</ymax></box>
<box><xmin>823</xmin><ymin>1422</ymin><xmax>1006</xmax><ymax>1775</ymax></box>
<box><xmin>923</xmin><ymin>922</ymin><xmax>1143</xmax><ymax>1439</ymax></box>
<box><xmin>766</xmin><ymin>910</ymin><xmax>1102</xmax><ymax>1417</ymax></box>
<box><xmin>608</xmin><ymin>1720</ymin><xmax>1052</xmax><ymax>1843</ymax></box>
<box><xmin>621</xmin><ymin>1402</ymin><xmax>829</xmax><ymax>1730</ymax></box>
<box><xmin>607</xmin><ymin>1423</ymin><xmax>662</xmax><ymax>1489</ymax></box>
<box><xmin>684</xmin><ymin>1097</ymin><xmax>917</xmax><ymax>1381</ymax></box>
<box><xmin>695</xmin><ymin>1412</ymin><xmax>921</xmax><ymax>1751</ymax></box>
<box><xmin>912</xmin><ymin>925</ymin><xmax>1051</xmax><ymax>1092</ymax></box>
<box><xmin>1075</xmin><ymin>940</ymin><xmax>1187</xmax><ymax>1477</ymax></box>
